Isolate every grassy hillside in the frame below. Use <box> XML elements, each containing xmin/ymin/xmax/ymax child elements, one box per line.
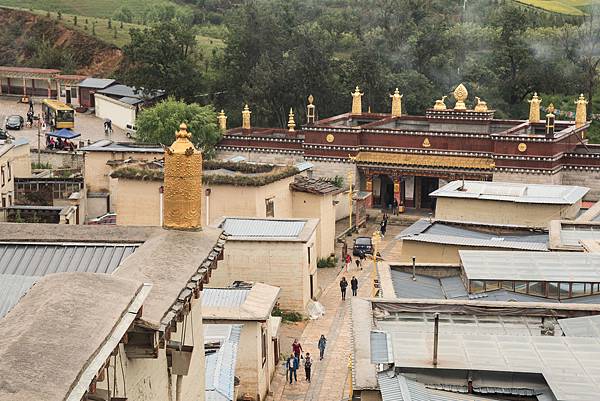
<box><xmin>515</xmin><ymin>0</ymin><xmax>600</xmax><ymax>15</ymax></box>
<box><xmin>0</xmin><ymin>0</ymin><xmax>187</xmax><ymax>19</ymax></box>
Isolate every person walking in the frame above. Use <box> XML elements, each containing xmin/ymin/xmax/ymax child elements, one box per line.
<box><xmin>380</xmin><ymin>219</ymin><xmax>387</xmax><ymax>238</ymax></box>
<box><xmin>351</xmin><ymin>276</ymin><xmax>359</xmax><ymax>296</ymax></box>
<box><xmin>292</xmin><ymin>339</ymin><xmax>303</xmax><ymax>360</ymax></box>
<box><xmin>286</xmin><ymin>353</ymin><xmax>298</xmax><ymax>384</ymax></box>
<box><xmin>304</xmin><ymin>352</ymin><xmax>312</xmax><ymax>382</ymax></box>
<box><xmin>318</xmin><ymin>334</ymin><xmax>327</xmax><ymax>360</ymax></box>
<box><xmin>355</xmin><ymin>257</ymin><xmax>361</xmax><ymax>270</ymax></box>
<box><xmin>392</xmin><ymin>198</ymin><xmax>399</xmax><ymax>215</ymax></box>
<box><xmin>340</xmin><ymin>277</ymin><xmax>348</xmax><ymax>300</ymax></box>
<box><xmin>345</xmin><ymin>254</ymin><xmax>351</xmax><ymax>272</ymax></box>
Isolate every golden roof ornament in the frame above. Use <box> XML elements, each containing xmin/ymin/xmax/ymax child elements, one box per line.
<box><xmin>474</xmin><ymin>97</ymin><xmax>488</xmax><ymax>112</ymax></box>
<box><xmin>453</xmin><ymin>83</ymin><xmax>468</xmax><ymax>110</ymax></box>
<box><xmin>390</xmin><ymin>88</ymin><xmax>403</xmax><ymax>117</ymax></box>
<box><xmin>575</xmin><ymin>93</ymin><xmax>588</xmax><ymax>128</ymax></box>
<box><xmin>288</xmin><ymin>108</ymin><xmax>296</xmax><ymax>132</ymax></box>
<box><xmin>433</xmin><ymin>96</ymin><xmax>447</xmax><ymax>110</ymax></box>
<box><xmin>528</xmin><ymin>92</ymin><xmax>542</xmax><ymax>123</ymax></box>
<box><xmin>217</xmin><ymin>110</ymin><xmax>227</xmax><ymax>132</ymax></box>
<box><xmin>163</xmin><ymin>123</ymin><xmax>202</xmax><ymax>231</ymax></box>
<box><xmin>307</xmin><ymin>94</ymin><xmax>316</xmax><ymax>124</ymax></box>
<box><xmin>547</xmin><ymin>103</ymin><xmax>555</xmax><ymax>115</ymax></box>
<box><xmin>351</xmin><ymin>86</ymin><xmax>363</xmax><ymax>115</ymax></box>
<box><xmin>242</xmin><ymin>104</ymin><xmax>251</xmax><ymax>130</ymax></box>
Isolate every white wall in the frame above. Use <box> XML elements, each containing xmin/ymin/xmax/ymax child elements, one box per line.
<box><xmin>94</xmin><ymin>93</ymin><xmax>137</xmax><ymax>130</ymax></box>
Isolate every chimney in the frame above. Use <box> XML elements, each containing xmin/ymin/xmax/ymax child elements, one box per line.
<box><xmin>307</xmin><ymin>94</ymin><xmax>316</xmax><ymax>124</ymax></box>
<box><xmin>433</xmin><ymin>312</ymin><xmax>439</xmax><ymax>366</ymax></box>
<box><xmin>545</xmin><ymin>103</ymin><xmax>555</xmax><ymax>138</ymax></box>
<box><xmin>162</xmin><ymin>123</ymin><xmax>202</xmax><ymax>231</ymax></box>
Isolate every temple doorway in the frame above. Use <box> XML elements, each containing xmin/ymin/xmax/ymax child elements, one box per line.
<box><xmin>374</xmin><ymin>174</ymin><xmax>394</xmax><ymax>209</ymax></box>
<box><xmin>415</xmin><ymin>177</ymin><xmax>439</xmax><ymax>209</ymax></box>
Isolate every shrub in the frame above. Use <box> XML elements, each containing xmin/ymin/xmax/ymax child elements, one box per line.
<box><xmin>272</xmin><ymin>307</ymin><xmax>303</xmax><ymax>322</ymax></box>
<box><xmin>317</xmin><ymin>255</ymin><xmax>338</xmax><ymax>268</ymax></box>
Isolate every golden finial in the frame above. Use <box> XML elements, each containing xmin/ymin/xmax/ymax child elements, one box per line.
<box><xmin>547</xmin><ymin>103</ymin><xmax>555</xmax><ymax>115</ymax></box>
<box><xmin>242</xmin><ymin>104</ymin><xmax>251</xmax><ymax>130</ymax></box>
<box><xmin>390</xmin><ymin>88</ymin><xmax>403</xmax><ymax>117</ymax></box>
<box><xmin>217</xmin><ymin>110</ymin><xmax>227</xmax><ymax>132</ymax></box>
<box><xmin>528</xmin><ymin>92</ymin><xmax>542</xmax><ymax>123</ymax></box>
<box><xmin>474</xmin><ymin>97</ymin><xmax>488</xmax><ymax>112</ymax></box>
<box><xmin>163</xmin><ymin>122</ymin><xmax>202</xmax><ymax>231</ymax></box>
<box><xmin>351</xmin><ymin>86</ymin><xmax>363</xmax><ymax>115</ymax></box>
<box><xmin>433</xmin><ymin>96</ymin><xmax>447</xmax><ymax>110</ymax></box>
<box><xmin>307</xmin><ymin>94</ymin><xmax>316</xmax><ymax>124</ymax></box>
<box><xmin>453</xmin><ymin>83</ymin><xmax>468</xmax><ymax>110</ymax></box>
<box><xmin>288</xmin><ymin>108</ymin><xmax>296</xmax><ymax>132</ymax></box>
<box><xmin>575</xmin><ymin>93</ymin><xmax>588</xmax><ymax>128</ymax></box>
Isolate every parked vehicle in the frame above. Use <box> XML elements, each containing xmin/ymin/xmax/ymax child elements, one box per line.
<box><xmin>0</xmin><ymin>129</ymin><xmax>14</xmax><ymax>142</ymax></box>
<box><xmin>5</xmin><ymin>115</ymin><xmax>24</xmax><ymax>130</ymax></box>
<box><xmin>42</xmin><ymin>99</ymin><xmax>75</xmax><ymax>129</ymax></box>
<box><xmin>352</xmin><ymin>236</ymin><xmax>373</xmax><ymax>256</ymax></box>
<box><xmin>87</xmin><ymin>213</ymin><xmax>116</xmax><ymax>225</ymax></box>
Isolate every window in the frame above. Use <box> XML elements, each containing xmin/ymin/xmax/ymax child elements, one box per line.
<box><xmin>265</xmin><ymin>198</ymin><xmax>274</xmax><ymax>217</ymax></box>
<box><xmin>1</xmin><ymin>166</ymin><xmax>4</xmax><ymax>187</ymax></box>
<box><xmin>7</xmin><ymin>162</ymin><xmax>10</xmax><ymax>181</ymax></box>
<box><xmin>7</xmin><ymin>194</ymin><xmax>11</xmax><ymax>206</ymax></box>
<box><xmin>1</xmin><ymin>197</ymin><xmax>5</xmax><ymax>208</ymax></box>
<box><xmin>261</xmin><ymin>326</ymin><xmax>267</xmax><ymax>366</ymax></box>
<box><xmin>307</xmin><ymin>246</ymin><xmax>311</xmax><ymax>265</ymax></box>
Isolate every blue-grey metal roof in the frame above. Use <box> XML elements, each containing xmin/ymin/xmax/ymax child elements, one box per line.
<box><xmin>294</xmin><ymin>161</ymin><xmax>314</xmax><ymax>172</ymax></box>
<box><xmin>205</xmin><ymin>324</ymin><xmax>242</xmax><ymax>401</ymax></box>
<box><xmin>221</xmin><ymin>218</ymin><xmax>305</xmax><ymax>238</ymax></box>
<box><xmin>377</xmin><ymin>372</ymin><xmax>505</xmax><ymax>401</ymax></box>
<box><xmin>370</xmin><ymin>331</ymin><xmax>392</xmax><ymax>364</ymax></box>
<box><xmin>202</xmin><ymin>288</ymin><xmax>250</xmax><ymax>309</ymax></box>
<box><xmin>118</xmin><ymin>96</ymin><xmax>143</xmax><ymax>105</ymax></box>
<box><xmin>460</xmin><ymin>251</ymin><xmax>600</xmax><ymax>282</ymax></box>
<box><xmin>78</xmin><ymin>78</ymin><xmax>116</xmax><ymax>89</ymax></box>
<box><xmin>390</xmin><ymin>270</ymin><xmax>468</xmax><ymax>300</ymax></box>
<box><xmin>430</xmin><ymin>180</ymin><xmax>589</xmax><ymax>205</ymax></box>
<box><xmin>0</xmin><ymin>274</ymin><xmax>39</xmax><ymax>319</ymax></box>
<box><xmin>0</xmin><ymin>242</ymin><xmax>139</xmax><ymax>276</ymax></box>
<box><xmin>558</xmin><ymin>315</ymin><xmax>600</xmax><ymax>338</ymax></box>
<box><xmin>80</xmin><ymin>140</ymin><xmax>163</xmax><ymax>153</ymax></box>
<box><xmin>397</xmin><ymin>219</ymin><xmax>548</xmax><ymax>251</ymax></box>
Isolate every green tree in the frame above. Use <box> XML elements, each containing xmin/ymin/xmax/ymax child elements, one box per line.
<box><xmin>122</xmin><ymin>20</ymin><xmax>203</xmax><ymax>101</ymax></box>
<box><xmin>135</xmin><ymin>98</ymin><xmax>221</xmax><ymax>157</ymax></box>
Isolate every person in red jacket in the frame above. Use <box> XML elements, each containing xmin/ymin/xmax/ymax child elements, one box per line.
<box><xmin>292</xmin><ymin>338</ymin><xmax>303</xmax><ymax>360</ymax></box>
<box><xmin>345</xmin><ymin>254</ymin><xmax>351</xmax><ymax>272</ymax></box>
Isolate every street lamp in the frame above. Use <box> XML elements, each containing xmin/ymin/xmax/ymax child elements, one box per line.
<box><xmin>371</xmin><ymin>230</ymin><xmax>381</xmax><ymax>296</ymax></box>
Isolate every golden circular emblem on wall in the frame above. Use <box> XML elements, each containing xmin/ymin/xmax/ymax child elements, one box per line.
<box><xmin>518</xmin><ymin>142</ymin><xmax>527</xmax><ymax>152</ymax></box>
<box><xmin>326</xmin><ymin>134</ymin><xmax>335</xmax><ymax>143</ymax></box>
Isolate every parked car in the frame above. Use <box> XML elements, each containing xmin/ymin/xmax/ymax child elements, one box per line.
<box><xmin>353</xmin><ymin>236</ymin><xmax>373</xmax><ymax>256</ymax></box>
<box><xmin>87</xmin><ymin>213</ymin><xmax>116</xmax><ymax>225</ymax></box>
<box><xmin>5</xmin><ymin>115</ymin><xmax>24</xmax><ymax>130</ymax></box>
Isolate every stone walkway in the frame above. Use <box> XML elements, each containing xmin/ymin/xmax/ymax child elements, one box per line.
<box><xmin>268</xmin><ymin>224</ymin><xmax>401</xmax><ymax>401</ymax></box>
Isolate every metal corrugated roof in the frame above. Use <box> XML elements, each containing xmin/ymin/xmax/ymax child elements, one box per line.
<box><xmin>202</xmin><ymin>288</ymin><xmax>250</xmax><ymax>309</ymax></box>
<box><xmin>430</xmin><ymin>181</ymin><xmax>589</xmax><ymax>205</ymax></box>
<box><xmin>560</xmin><ymin>227</ymin><xmax>600</xmax><ymax>248</ymax></box>
<box><xmin>78</xmin><ymin>78</ymin><xmax>116</xmax><ymax>89</ymax></box>
<box><xmin>0</xmin><ymin>274</ymin><xmax>39</xmax><ymax>319</ymax></box>
<box><xmin>390</xmin><ymin>271</ymin><xmax>468</xmax><ymax>300</ymax></box>
<box><xmin>0</xmin><ymin>243</ymin><xmax>139</xmax><ymax>276</ymax></box>
<box><xmin>205</xmin><ymin>324</ymin><xmax>242</xmax><ymax>401</ymax></box>
<box><xmin>370</xmin><ymin>331</ymin><xmax>392</xmax><ymax>364</ymax></box>
<box><xmin>558</xmin><ymin>315</ymin><xmax>600</xmax><ymax>338</ymax></box>
<box><xmin>221</xmin><ymin>218</ymin><xmax>305</xmax><ymax>238</ymax></box>
<box><xmin>398</xmin><ymin>220</ymin><xmax>548</xmax><ymax>251</ymax></box>
<box><xmin>460</xmin><ymin>251</ymin><xmax>600</xmax><ymax>282</ymax></box>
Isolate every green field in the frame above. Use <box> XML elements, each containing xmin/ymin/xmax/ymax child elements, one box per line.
<box><xmin>0</xmin><ymin>0</ymin><xmax>186</xmax><ymax>19</ymax></box>
<box><xmin>515</xmin><ymin>0</ymin><xmax>600</xmax><ymax>15</ymax></box>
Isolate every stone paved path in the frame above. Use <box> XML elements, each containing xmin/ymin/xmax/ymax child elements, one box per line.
<box><xmin>268</xmin><ymin>225</ymin><xmax>401</xmax><ymax>401</ymax></box>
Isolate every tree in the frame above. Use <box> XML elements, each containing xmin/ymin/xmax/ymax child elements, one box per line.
<box><xmin>135</xmin><ymin>98</ymin><xmax>221</xmax><ymax>157</ymax></box>
<box><xmin>122</xmin><ymin>20</ymin><xmax>203</xmax><ymax>101</ymax></box>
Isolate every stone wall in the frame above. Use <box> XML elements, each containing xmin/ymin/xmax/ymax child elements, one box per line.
<box><xmin>216</xmin><ymin>149</ymin><xmax>304</xmax><ymax>165</ymax></box>
<box><xmin>35</xmin><ymin>150</ymin><xmax>84</xmax><ymax>170</ymax></box>
<box><xmin>562</xmin><ymin>169</ymin><xmax>600</xmax><ymax>201</ymax></box>
<box><xmin>309</xmin><ymin>160</ymin><xmax>357</xmax><ymax>182</ymax></box>
<box><xmin>492</xmin><ymin>171</ymin><xmax>563</xmax><ymax>185</ymax></box>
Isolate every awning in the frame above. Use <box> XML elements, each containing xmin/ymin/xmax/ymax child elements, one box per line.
<box><xmin>47</xmin><ymin>129</ymin><xmax>80</xmax><ymax>140</ymax></box>
<box><xmin>355</xmin><ymin>151</ymin><xmax>495</xmax><ymax>170</ymax></box>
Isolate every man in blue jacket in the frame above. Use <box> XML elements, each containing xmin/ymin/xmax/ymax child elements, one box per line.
<box><xmin>286</xmin><ymin>353</ymin><xmax>299</xmax><ymax>384</ymax></box>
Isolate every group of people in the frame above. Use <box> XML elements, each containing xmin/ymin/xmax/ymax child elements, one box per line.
<box><xmin>46</xmin><ymin>136</ymin><xmax>76</xmax><ymax>151</ymax></box>
<box><xmin>344</xmin><ymin>253</ymin><xmax>365</xmax><ymax>272</ymax></box>
<box><xmin>285</xmin><ymin>335</ymin><xmax>328</xmax><ymax>384</ymax></box>
<box><xmin>339</xmin><ymin>276</ymin><xmax>359</xmax><ymax>300</ymax></box>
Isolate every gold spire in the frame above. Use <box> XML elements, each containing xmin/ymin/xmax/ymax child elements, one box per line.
<box><xmin>528</xmin><ymin>92</ymin><xmax>542</xmax><ymax>123</ymax></box>
<box><xmin>474</xmin><ymin>97</ymin><xmax>488</xmax><ymax>112</ymax></box>
<box><xmin>545</xmin><ymin>103</ymin><xmax>556</xmax><ymax>138</ymax></box>
<box><xmin>575</xmin><ymin>93</ymin><xmax>588</xmax><ymax>128</ymax></box>
<box><xmin>433</xmin><ymin>96</ymin><xmax>447</xmax><ymax>110</ymax></box>
<box><xmin>390</xmin><ymin>88</ymin><xmax>403</xmax><ymax>117</ymax></box>
<box><xmin>307</xmin><ymin>94</ymin><xmax>316</xmax><ymax>124</ymax></box>
<box><xmin>163</xmin><ymin>123</ymin><xmax>202</xmax><ymax>231</ymax></box>
<box><xmin>217</xmin><ymin>110</ymin><xmax>227</xmax><ymax>132</ymax></box>
<box><xmin>242</xmin><ymin>104</ymin><xmax>251</xmax><ymax>130</ymax></box>
<box><xmin>288</xmin><ymin>108</ymin><xmax>296</xmax><ymax>132</ymax></box>
<box><xmin>351</xmin><ymin>86</ymin><xmax>363</xmax><ymax>115</ymax></box>
<box><xmin>453</xmin><ymin>83</ymin><xmax>468</xmax><ymax>110</ymax></box>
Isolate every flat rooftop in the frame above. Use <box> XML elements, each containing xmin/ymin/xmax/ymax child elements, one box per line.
<box><xmin>203</xmin><ymin>283</ymin><xmax>280</xmax><ymax>321</ymax></box>
<box><xmin>398</xmin><ymin>219</ymin><xmax>548</xmax><ymax>251</ymax></box>
<box><xmin>80</xmin><ymin>140</ymin><xmax>163</xmax><ymax>153</ymax></box>
<box><xmin>430</xmin><ymin>180</ymin><xmax>589</xmax><ymax>205</ymax></box>
<box><xmin>219</xmin><ymin>217</ymin><xmax>318</xmax><ymax>242</ymax></box>
<box><xmin>460</xmin><ymin>250</ymin><xmax>600</xmax><ymax>282</ymax></box>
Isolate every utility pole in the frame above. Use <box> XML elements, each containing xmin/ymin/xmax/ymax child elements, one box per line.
<box><xmin>347</xmin><ymin>171</ymin><xmax>353</xmax><ymax>234</ymax></box>
<box><xmin>37</xmin><ymin>113</ymin><xmax>41</xmax><ymax>166</ymax></box>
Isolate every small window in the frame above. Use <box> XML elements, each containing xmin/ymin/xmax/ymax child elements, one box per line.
<box><xmin>1</xmin><ymin>166</ymin><xmax>4</xmax><ymax>187</ymax></box>
<box><xmin>307</xmin><ymin>246</ymin><xmax>311</xmax><ymax>265</ymax></box>
<box><xmin>7</xmin><ymin>162</ymin><xmax>11</xmax><ymax>181</ymax></box>
<box><xmin>265</xmin><ymin>198</ymin><xmax>274</xmax><ymax>217</ymax></box>
<box><xmin>261</xmin><ymin>326</ymin><xmax>267</xmax><ymax>366</ymax></box>
<box><xmin>1</xmin><ymin>197</ymin><xmax>5</xmax><ymax>208</ymax></box>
